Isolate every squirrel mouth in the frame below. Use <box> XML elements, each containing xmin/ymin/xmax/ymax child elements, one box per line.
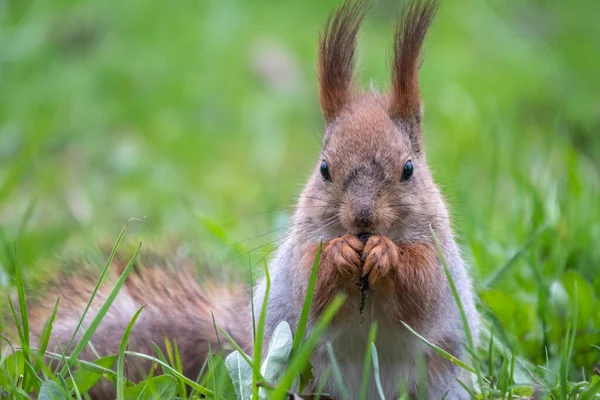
<box><xmin>356</xmin><ymin>232</ymin><xmax>372</xmax><ymax>245</ymax></box>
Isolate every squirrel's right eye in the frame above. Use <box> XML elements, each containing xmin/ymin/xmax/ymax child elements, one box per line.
<box><xmin>320</xmin><ymin>160</ymin><xmax>331</xmax><ymax>182</ymax></box>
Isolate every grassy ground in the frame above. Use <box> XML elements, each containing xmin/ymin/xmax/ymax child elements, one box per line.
<box><xmin>1</xmin><ymin>0</ymin><xmax>599</xmax><ymax>398</ymax></box>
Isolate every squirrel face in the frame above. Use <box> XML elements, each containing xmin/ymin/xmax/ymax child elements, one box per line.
<box><xmin>296</xmin><ymin>0</ymin><xmax>445</xmax><ymax>243</ymax></box>
<box><xmin>300</xmin><ymin>93</ymin><xmax>444</xmax><ymax>242</ymax></box>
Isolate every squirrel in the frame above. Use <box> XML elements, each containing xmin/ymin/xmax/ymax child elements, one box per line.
<box><xmin>11</xmin><ymin>0</ymin><xmax>480</xmax><ymax>398</ymax></box>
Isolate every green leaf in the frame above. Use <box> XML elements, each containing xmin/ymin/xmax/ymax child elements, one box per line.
<box><xmin>68</xmin><ymin>355</ymin><xmax>116</xmax><ymax>394</ymax></box>
<box><xmin>206</xmin><ymin>353</ymin><xmax>236</xmax><ymax>400</ymax></box>
<box><xmin>260</xmin><ymin>321</ymin><xmax>293</xmax><ymax>388</ymax></box>
<box><xmin>123</xmin><ymin>375</ymin><xmax>178</xmax><ymax>400</ymax></box>
<box><xmin>226</xmin><ymin>350</ymin><xmax>253</xmax><ymax>400</ymax></box>
<box><xmin>39</xmin><ymin>380</ymin><xmax>69</xmax><ymax>400</ymax></box>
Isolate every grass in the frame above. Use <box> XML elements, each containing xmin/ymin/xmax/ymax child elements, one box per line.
<box><xmin>1</xmin><ymin>0</ymin><xmax>599</xmax><ymax>398</ymax></box>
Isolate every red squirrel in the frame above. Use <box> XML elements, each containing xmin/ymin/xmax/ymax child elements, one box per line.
<box><xmin>15</xmin><ymin>0</ymin><xmax>479</xmax><ymax>398</ymax></box>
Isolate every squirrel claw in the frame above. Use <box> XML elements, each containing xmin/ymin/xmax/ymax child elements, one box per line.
<box><xmin>362</xmin><ymin>235</ymin><xmax>398</xmax><ymax>287</ymax></box>
<box><xmin>324</xmin><ymin>234</ymin><xmax>364</xmax><ymax>276</ymax></box>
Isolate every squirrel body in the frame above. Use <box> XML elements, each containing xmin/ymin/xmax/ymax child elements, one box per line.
<box><xmin>11</xmin><ymin>0</ymin><xmax>480</xmax><ymax>399</ymax></box>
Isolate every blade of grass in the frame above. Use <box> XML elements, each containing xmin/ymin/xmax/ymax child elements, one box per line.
<box><xmin>63</xmin><ymin>242</ymin><xmax>142</xmax><ymax>373</ymax></box>
<box><xmin>326</xmin><ymin>343</ymin><xmax>349</xmax><ymax>400</ymax></box>
<box><xmin>12</xmin><ymin>243</ymin><xmax>31</xmax><ymax>390</ymax></box>
<box><xmin>483</xmin><ymin>224</ymin><xmax>548</xmax><ymax>288</ymax></box>
<box><xmin>253</xmin><ymin>259</ymin><xmax>271</xmax><ymax>400</ymax></box>
<box><xmin>125</xmin><ymin>351</ymin><xmax>214</xmax><ymax>397</ymax></box>
<box><xmin>249</xmin><ymin>254</ymin><xmax>256</xmax><ymax>342</ymax></box>
<box><xmin>218</xmin><ymin>326</ymin><xmax>254</xmax><ymax>368</ymax></box>
<box><xmin>116</xmin><ymin>305</ymin><xmax>145</xmax><ymax>399</ymax></box>
<box><xmin>560</xmin><ymin>282</ymin><xmax>578</xmax><ymax>400</ymax></box>
<box><xmin>291</xmin><ymin>242</ymin><xmax>322</xmax><ymax>354</ymax></box>
<box><xmin>370</xmin><ymin>342</ymin><xmax>385</xmax><ymax>400</ymax></box>
<box><xmin>211</xmin><ymin>312</ymin><xmax>224</xmax><ymax>359</ymax></box>
<box><xmin>0</xmin><ymin>334</ymin><xmax>19</xmax><ymax>383</ymax></box>
<box><xmin>33</xmin><ymin>297</ymin><xmax>60</xmax><ymax>375</ymax></box>
<box><xmin>430</xmin><ymin>225</ymin><xmax>487</xmax><ymax>400</ymax></box>
<box><xmin>455</xmin><ymin>377</ymin><xmax>478</xmax><ymax>399</ymax></box>
<box><xmin>359</xmin><ymin>323</ymin><xmax>377</xmax><ymax>400</ymax></box>
<box><xmin>42</xmin><ymin>350</ymin><xmax>118</xmax><ymax>381</ymax></box>
<box><xmin>314</xmin><ymin>366</ymin><xmax>331</xmax><ymax>400</ymax></box>
<box><xmin>400</xmin><ymin>321</ymin><xmax>476</xmax><ymax>373</ymax></box>
<box><xmin>58</xmin><ymin>219</ymin><xmax>142</xmax><ymax>372</ymax></box>
<box><xmin>271</xmin><ymin>293</ymin><xmax>345</xmax><ymax>399</ymax></box>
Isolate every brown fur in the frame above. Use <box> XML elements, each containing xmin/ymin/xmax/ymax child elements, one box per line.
<box><xmin>22</xmin><ymin>252</ymin><xmax>251</xmax><ymax>399</ymax></box>
<box><xmin>390</xmin><ymin>0</ymin><xmax>439</xmax><ymax>151</ymax></box>
<box><xmin>318</xmin><ymin>0</ymin><xmax>370</xmax><ymax>122</ymax></box>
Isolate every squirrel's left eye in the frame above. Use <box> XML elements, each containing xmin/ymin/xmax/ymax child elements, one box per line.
<box><xmin>320</xmin><ymin>160</ymin><xmax>331</xmax><ymax>182</ymax></box>
<box><xmin>401</xmin><ymin>160</ymin><xmax>414</xmax><ymax>182</ymax></box>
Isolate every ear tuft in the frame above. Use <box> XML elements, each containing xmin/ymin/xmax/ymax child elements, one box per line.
<box><xmin>318</xmin><ymin>0</ymin><xmax>370</xmax><ymax>123</ymax></box>
<box><xmin>390</xmin><ymin>0</ymin><xmax>438</xmax><ymax>122</ymax></box>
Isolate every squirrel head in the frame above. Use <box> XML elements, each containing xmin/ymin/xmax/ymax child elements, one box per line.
<box><xmin>297</xmin><ymin>0</ymin><xmax>448</xmax><ymax>242</ymax></box>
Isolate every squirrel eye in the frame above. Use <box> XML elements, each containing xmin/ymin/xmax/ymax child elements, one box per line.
<box><xmin>320</xmin><ymin>160</ymin><xmax>331</xmax><ymax>182</ymax></box>
<box><xmin>401</xmin><ymin>160</ymin><xmax>414</xmax><ymax>182</ymax></box>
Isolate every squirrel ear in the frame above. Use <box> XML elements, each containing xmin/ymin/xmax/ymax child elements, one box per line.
<box><xmin>390</xmin><ymin>0</ymin><xmax>438</xmax><ymax>151</ymax></box>
<box><xmin>318</xmin><ymin>0</ymin><xmax>370</xmax><ymax>123</ymax></box>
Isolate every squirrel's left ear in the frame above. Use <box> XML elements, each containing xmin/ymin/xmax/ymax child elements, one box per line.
<box><xmin>318</xmin><ymin>0</ymin><xmax>370</xmax><ymax>123</ymax></box>
<box><xmin>389</xmin><ymin>0</ymin><xmax>438</xmax><ymax>153</ymax></box>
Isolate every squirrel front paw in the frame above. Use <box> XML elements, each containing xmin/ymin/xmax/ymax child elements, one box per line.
<box><xmin>362</xmin><ymin>235</ymin><xmax>398</xmax><ymax>287</ymax></box>
<box><xmin>323</xmin><ymin>234</ymin><xmax>364</xmax><ymax>276</ymax></box>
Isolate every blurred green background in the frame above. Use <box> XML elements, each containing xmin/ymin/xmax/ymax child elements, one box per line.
<box><xmin>1</xmin><ymin>0</ymin><xmax>599</xmax><ymax>380</ymax></box>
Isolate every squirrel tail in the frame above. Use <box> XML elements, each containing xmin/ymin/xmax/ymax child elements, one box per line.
<box><xmin>22</xmin><ymin>250</ymin><xmax>251</xmax><ymax>398</ymax></box>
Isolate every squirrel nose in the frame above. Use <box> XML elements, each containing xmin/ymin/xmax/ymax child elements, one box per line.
<box><xmin>353</xmin><ymin>205</ymin><xmax>373</xmax><ymax>230</ymax></box>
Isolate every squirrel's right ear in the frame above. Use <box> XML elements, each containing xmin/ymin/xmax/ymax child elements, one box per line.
<box><xmin>318</xmin><ymin>0</ymin><xmax>370</xmax><ymax>123</ymax></box>
<box><xmin>390</xmin><ymin>0</ymin><xmax>439</xmax><ymax>152</ymax></box>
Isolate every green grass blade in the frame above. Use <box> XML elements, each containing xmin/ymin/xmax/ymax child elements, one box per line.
<box><xmin>430</xmin><ymin>225</ymin><xmax>487</xmax><ymax>400</ymax></box>
<box><xmin>271</xmin><ymin>293</ymin><xmax>345</xmax><ymax>399</ymax></box>
<box><xmin>117</xmin><ymin>305</ymin><xmax>145</xmax><ymax>399</ymax></box>
<box><xmin>218</xmin><ymin>326</ymin><xmax>254</xmax><ymax>368</ymax></box>
<box><xmin>64</xmin><ymin>242</ymin><xmax>142</xmax><ymax>372</ymax></box>
<box><xmin>359</xmin><ymin>323</ymin><xmax>377</xmax><ymax>400</ymax></box>
<box><xmin>561</xmin><ymin>282</ymin><xmax>578</xmax><ymax>400</ymax></box>
<box><xmin>370</xmin><ymin>342</ymin><xmax>385</xmax><ymax>400</ymax></box>
<box><xmin>400</xmin><ymin>321</ymin><xmax>476</xmax><ymax>373</ymax></box>
<box><xmin>41</xmin><ymin>350</ymin><xmax>118</xmax><ymax>381</ymax></box>
<box><xmin>455</xmin><ymin>377</ymin><xmax>478</xmax><ymax>399</ymax></box>
<box><xmin>483</xmin><ymin>224</ymin><xmax>548</xmax><ymax>288</ymax></box>
<box><xmin>291</xmin><ymin>241</ymin><xmax>322</xmax><ymax>353</ymax></box>
<box><xmin>580</xmin><ymin>378</ymin><xmax>600</xmax><ymax>400</ymax></box>
<box><xmin>252</xmin><ymin>259</ymin><xmax>271</xmax><ymax>400</ymax></box>
<box><xmin>33</xmin><ymin>297</ymin><xmax>60</xmax><ymax>375</ymax></box>
<box><xmin>326</xmin><ymin>343</ymin><xmax>349</xmax><ymax>400</ymax></box>
<box><xmin>59</xmin><ymin>219</ymin><xmax>141</xmax><ymax>371</ymax></box>
<box><xmin>211</xmin><ymin>312</ymin><xmax>224</xmax><ymax>358</ymax></box>
<box><xmin>124</xmin><ymin>351</ymin><xmax>214</xmax><ymax>397</ymax></box>
<box><xmin>12</xmin><ymin>243</ymin><xmax>31</xmax><ymax>390</ymax></box>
